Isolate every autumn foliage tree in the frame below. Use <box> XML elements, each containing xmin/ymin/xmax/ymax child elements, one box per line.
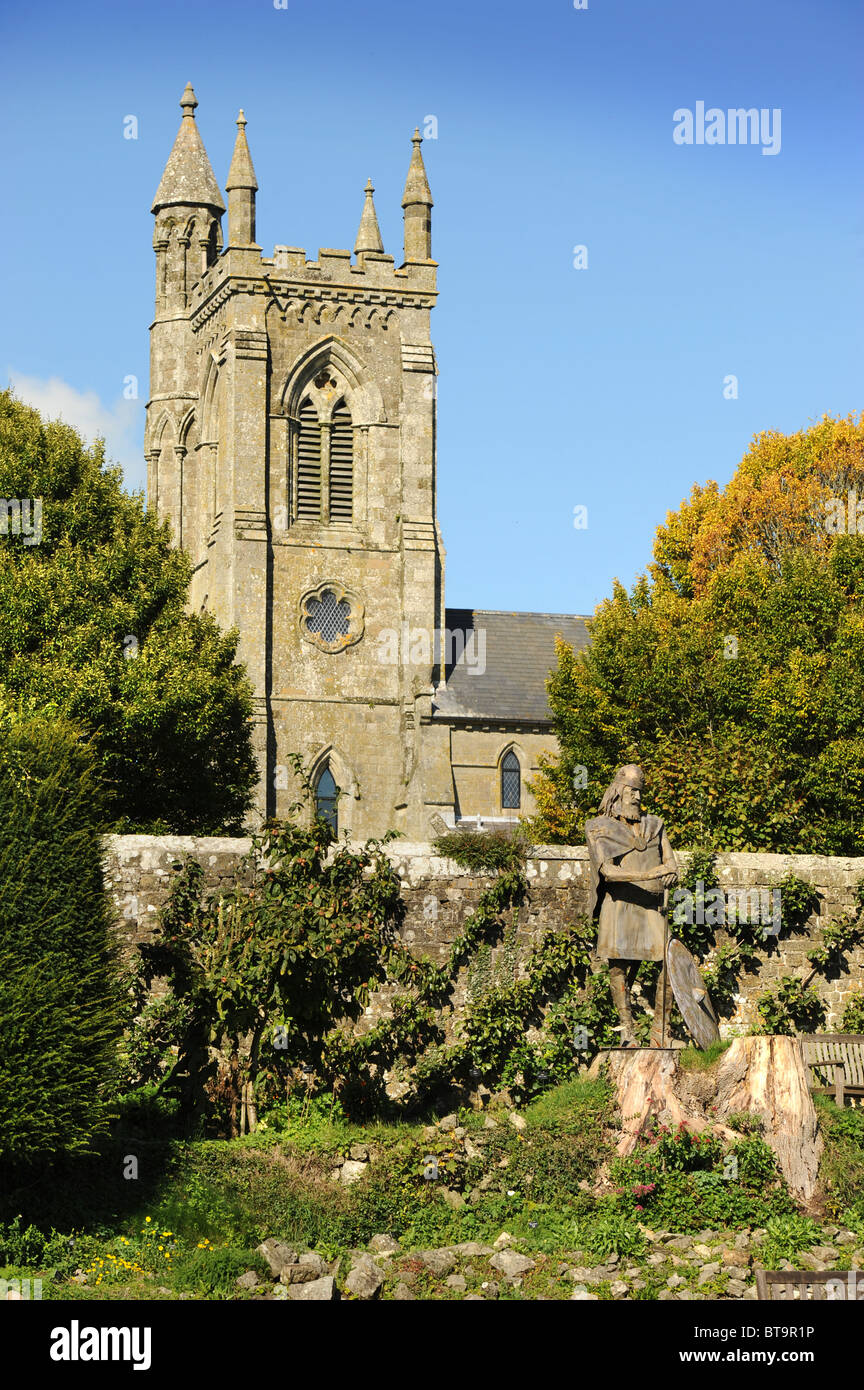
<box><xmin>530</xmin><ymin>413</ymin><xmax>864</xmax><ymax>853</ymax></box>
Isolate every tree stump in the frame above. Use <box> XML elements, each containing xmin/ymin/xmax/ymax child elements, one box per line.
<box><xmin>589</xmin><ymin>1036</ymin><xmax>822</xmax><ymax>1200</ymax></box>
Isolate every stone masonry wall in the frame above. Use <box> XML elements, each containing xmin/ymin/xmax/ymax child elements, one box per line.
<box><xmin>103</xmin><ymin>837</ymin><xmax>864</xmax><ymax>1033</ymax></box>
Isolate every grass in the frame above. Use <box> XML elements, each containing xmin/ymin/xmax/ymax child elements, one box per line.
<box><xmin>3</xmin><ymin>1076</ymin><xmax>863</xmax><ymax>1300</ymax></box>
<box><xmin>815</xmin><ymin>1095</ymin><xmax>864</xmax><ymax>1223</ymax></box>
<box><xmin>523</xmin><ymin>1075</ymin><xmax>614</xmax><ymax>1131</ymax></box>
<box><xmin>678</xmin><ymin>1039</ymin><xmax>732</xmax><ymax>1071</ymax></box>
<box><xmin>249</xmin><ymin>1110</ymin><xmax>415</xmax><ymax>1157</ymax></box>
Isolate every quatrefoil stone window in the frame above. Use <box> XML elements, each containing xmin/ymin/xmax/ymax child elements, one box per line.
<box><xmin>299</xmin><ymin>581</ymin><xmax>364</xmax><ymax>652</ymax></box>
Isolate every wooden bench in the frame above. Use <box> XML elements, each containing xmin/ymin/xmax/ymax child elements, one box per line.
<box><xmin>798</xmin><ymin>1034</ymin><xmax>864</xmax><ymax>1107</ymax></box>
<box><xmin>756</xmin><ymin>1269</ymin><xmax>860</xmax><ymax>1300</ymax></box>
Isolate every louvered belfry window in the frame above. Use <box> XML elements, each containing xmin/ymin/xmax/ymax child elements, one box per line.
<box><xmin>501</xmin><ymin>751</ymin><xmax>521</xmax><ymax>809</ymax></box>
<box><xmin>329</xmin><ymin>400</ymin><xmax>353</xmax><ymax>523</ymax></box>
<box><xmin>293</xmin><ymin>395</ymin><xmax>353</xmax><ymax>525</ymax></box>
<box><xmin>296</xmin><ymin>398</ymin><xmax>322</xmax><ymax>519</ymax></box>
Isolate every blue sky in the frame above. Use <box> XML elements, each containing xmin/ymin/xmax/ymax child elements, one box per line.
<box><xmin>0</xmin><ymin>0</ymin><xmax>861</xmax><ymax>615</ymax></box>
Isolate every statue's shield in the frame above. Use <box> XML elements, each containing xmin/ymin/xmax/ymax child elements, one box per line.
<box><xmin>667</xmin><ymin>938</ymin><xmax>720</xmax><ymax>1050</ymax></box>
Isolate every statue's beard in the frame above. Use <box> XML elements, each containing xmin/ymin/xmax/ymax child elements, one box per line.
<box><xmin>620</xmin><ymin>806</ymin><xmax>642</xmax><ymax>823</ymax></box>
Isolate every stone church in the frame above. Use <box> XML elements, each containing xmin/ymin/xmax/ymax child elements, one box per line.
<box><xmin>145</xmin><ymin>85</ymin><xmax>588</xmax><ymax>839</ymax></box>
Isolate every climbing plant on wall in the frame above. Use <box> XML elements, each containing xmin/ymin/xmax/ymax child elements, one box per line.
<box><xmin>121</xmin><ymin>780</ymin><xmax>616</xmax><ymax>1124</ymax></box>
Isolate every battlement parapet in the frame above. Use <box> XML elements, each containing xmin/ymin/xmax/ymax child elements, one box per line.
<box><xmin>189</xmin><ymin>243</ymin><xmax>437</xmax><ymax>332</ymax></box>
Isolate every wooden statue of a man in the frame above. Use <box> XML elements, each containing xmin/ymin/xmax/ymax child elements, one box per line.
<box><xmin>585</xmin><ymin>764</ymin><xmax>678</xmax><ymax>1048</ymax></box>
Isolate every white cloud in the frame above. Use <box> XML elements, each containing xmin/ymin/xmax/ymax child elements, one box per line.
<box><xmin>6</xmin><ymin>372</ymin><xmax>146</xmax><ymax>493</ymax></box>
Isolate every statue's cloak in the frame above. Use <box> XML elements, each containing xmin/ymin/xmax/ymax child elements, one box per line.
<box><xmin>584</xmin><ymin>812</ymin><xmax>666</xmax><ymax>922</ymax></box>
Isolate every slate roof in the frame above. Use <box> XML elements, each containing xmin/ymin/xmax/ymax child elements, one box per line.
<box><xmin>434</xmin><ymin>608</ymin><xmax>590</xmax><ymax>723</ymax></box>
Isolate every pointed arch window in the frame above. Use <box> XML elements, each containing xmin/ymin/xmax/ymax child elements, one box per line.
<box><xmin>293</xmin><ymin>394</ymin><xmax>353</xmax><ymax>525</ymax></box>
<box><xmin>315</xmin><ymin>765</ymin><xmax>339</xmax><ymax>833</ymax></box>
<box><xmin>501</xmin><ymin>751</ymin><xmax>521</xmax><ymax>810</ymax></box>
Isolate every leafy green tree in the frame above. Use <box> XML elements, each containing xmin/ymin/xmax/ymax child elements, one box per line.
<box><xmin>0</xmin><ymin>389</ymin><xmax>256</xmax><ymax>832</ymax></box>
<box><xmin>0</xmin><ymin>709</ymin><xmax>123</xmax><ymax>1166</ymax></box>
<box><xmin>123</xmin><ymin>767</ymin><xmax>551</xmax><ymax>1124</ymax></box>
<box><xmin>126</xmin><ymin>799</ymin><xmax>408</xmax><ymax>1131</ymax></box>
<box><xmin>531</xmin><ymin>413</ymin><xmax>864</xmax><ymax>852</ymax></box>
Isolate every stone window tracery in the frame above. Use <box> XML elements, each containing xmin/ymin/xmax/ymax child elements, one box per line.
<box><xmin>306</xmin><ymin>590</ymin><xmax>351</xmax><ymax>644</ymax></box>
<box><xmin>298</xmin><ymin>581</ymin><xmax>365</xmax><ymax>653</ymax></box>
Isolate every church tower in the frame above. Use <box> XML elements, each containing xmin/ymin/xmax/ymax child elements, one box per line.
<box><xmin>145</xmin><ymin>88</ymin><xmax>446</xmax><ymax>837</ymax></box>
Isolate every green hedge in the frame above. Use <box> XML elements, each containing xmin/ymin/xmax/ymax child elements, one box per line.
<box><xmin>0</xmin><ymin>712</ymin><xmax>122</xmax><ymax>1166</ymax></box>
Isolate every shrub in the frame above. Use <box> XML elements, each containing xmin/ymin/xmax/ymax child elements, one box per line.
<box><xmin>576</xmin><ymin>1208</ymin><xmax>645</xmax><ymax>1260</ymax></box>
<box><xmin>112</xmin><ymin>1086</ymin><xmax>187</xmax><ymax>1141</ymax></box>
<box><xmin>125</xmin><ymin>782</ymin><xmax>548</xmax><ymax>1126</ymax></box>
<box><xmin>508</xmin><ymin>1078</ymin><xmax>614</xmax><ymax>1202</ymax></box>
<box><xmin>609</xmin><ymin>1122</ymin><xmax>795</xmax><ymax>1230</ymax></box>
<box><xmin>842</xmin><ymin>990</ymin><xmax>864</xmax><ymax>1033</ymax></box>
<box><xmin>542</xmin><ymin>971</ymin><xmax>623</xmax><ymax>1072</ymax></box>
<box><xmin>673</xmin><ymin>847</ymin><xmax>720</xmax><ymax>960</ymax></box>
<box><xmin>640</xmin><ymin>1169</ymin><xmax>793</xmax><ymax>1230</ymax></box>
<box><xmin>171</xmin><ymin>1246</ymin><xmax>269</xmax><ymax>1296</ymax></box>
<box><xmin>758</xmin><ymin>1214</ymin><xmax>820</xmax><ymax>1267</ymax></box>
<box><xmin>124</xmin><ymin>808</ymin><xmax>409</xmax><ymax>1128</ymax></box>
<box><xmin>350</xmin><ymin>1133</ymin><xmax>470</xmax><ymax>1244</ymax></box>
<box><xmin>0</xmin><ymin>1215</ymin><xmax>74</xmax><ymax>1271</ymax></box>
<box><xmin>806</xmin><ymin>915</ymin><xmax>864</xmax><ymax>975</ymax></box>
<box><xmin>727</xmin><ymin>1111</ymin><xmax>764</xmax><ymax>1136</ymax></box>
<box><xmin>432</xmin><ymin>828</ymin><xmax>531</xmax><ymax>872</ymax></box>
<box><xmin>0</xmin><ymin>712</ymin><xmax>123</xmax><ymax>1167</ymax></box>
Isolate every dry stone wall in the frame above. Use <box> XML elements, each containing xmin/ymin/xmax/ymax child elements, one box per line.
<box><xmin>103</xmin><ymin>836</ymin><xmax>864</xmax><ymax>1032</ymax></box>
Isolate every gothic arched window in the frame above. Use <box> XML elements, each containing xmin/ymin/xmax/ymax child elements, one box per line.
<box><xmin>293</xmin><ymin>394</ymin><xmax>353</xmax><ymax>525</ymax></box>
<box><xmin>315</xmin><ymin>765</ymin><xmax>339</xmax><ymax>833</ymax></box>
<box><xmin>501</xmin><ymin>751</ymin><xmax>521</xmax><ymax>810</ymax></box>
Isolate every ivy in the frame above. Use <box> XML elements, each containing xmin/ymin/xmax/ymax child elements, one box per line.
<box><xmin>123</xmin><ymin>769</ymin><xmax>860</xmax><ymax>1126</ymax></box>
<box><xmin>805</xmin><ymin>915</ymin><xmax>864</xmax><ymax>977</ymax></box>
<box><xmin>751</xmin><ymin>876</ymin><xmax>859</xmax><ymax>1034</ymax></box>
<box><xmin>842</xmin><ymin>990</ymin><xmax>864</xmax><ymax>1033</ymax></box>
<box><xmin>690</xmin><ymin>867</ymin><xmax>834</xmax><ymax>1032</ymax></box>
<box><xmin>755</xmin><ymin>975</ymin><xmax>826</xmax><ymax>1035</ymax></box>
<box><xmin>775</xmin><ymin>873</ymin><xmax>820</xmax><ymax>934</ymax></box>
